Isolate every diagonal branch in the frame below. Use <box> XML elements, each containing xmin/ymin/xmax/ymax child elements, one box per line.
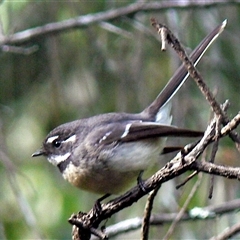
<box><xmin>163</xmin><ymin>173</ymin><xmax>202</xmax><ymax>240</ymax></box>
<box><xmin>151</xmin><ymin>18</ymin><xmax>240</xmax><ymax>148</ymax></box>
<box><xmin>141</xmin><ymin>185</ymin><xmax>161</xmax><ymax>240</ymax></box>
<box><xmin>210</xmin><ymin>222</ymin><xmax>240</xmax><ymax>240</ymax></box>
<box><xmin>1</xmin><ymin>0</ymin><xmax>239</xmax><ymax>45</ymax></box>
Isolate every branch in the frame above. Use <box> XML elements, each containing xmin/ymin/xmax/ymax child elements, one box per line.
<box><xmin>92</xmin><ymin>199</ymin><xmax>240</xmax><ymax>239</ymax></box>
<box><xmin>191</xmin><ymin>160</ymin><xmax>240</xmax><ymax>178</ymax></box>
<box><xmin>1</xmin><ymin>0</ymin><xmax>239</xmax><ymax>45</ymax></box>
<box><xmin>210</xmin><ymin>222</ymin><xmax>240</xmax><ymax>240</ymax></box>
<box><xmin>163</xmin><ymin>173</ymin><xmax>202</xmax><ymax>240</ymax></box>
<box><xmin>151</xmin><ymin>18</ymin><xmax>240</xmax><ymax>148</ymax></box>
<box><xmin>141</xmin><ymin>185</ymin><xmax>161</xmax><ymax>240</ymax></box>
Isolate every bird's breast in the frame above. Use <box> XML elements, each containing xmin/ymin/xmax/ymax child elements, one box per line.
<box><xmin>61</xmin><ymin>138</ymin><xmax>164</xmax><ymax>194</ymax></box>
<box><xmin>61</xmin><ymin>161</ymin><xmax>141</xmax><ymax>194</ymax></box>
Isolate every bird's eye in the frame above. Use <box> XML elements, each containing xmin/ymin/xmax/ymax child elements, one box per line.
<box><xmin>52</xmin><ymin>139</ymin><xmax>61</xmax><ymax>148</ymax></box>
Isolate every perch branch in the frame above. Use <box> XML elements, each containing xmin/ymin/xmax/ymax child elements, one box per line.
<box><xmin>1</xmin><ymin>1</ymin><xmax>239</xmax><ymax>45</ymax></box>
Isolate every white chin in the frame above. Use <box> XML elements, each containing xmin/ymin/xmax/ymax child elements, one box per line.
<box><xmin>47</xmin><ymin>152</ymin><xmax>71</xmax><ymax>166</ymax></box>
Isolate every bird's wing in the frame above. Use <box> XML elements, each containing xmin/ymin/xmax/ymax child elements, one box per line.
<box><xmin>95</xmin><ymin>121</ymin><xmax>203</xmax><ymax>145</ymax></box>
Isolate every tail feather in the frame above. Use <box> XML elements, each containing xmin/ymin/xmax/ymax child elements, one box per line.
<box><xmin>142</xmin><ymin>20</ymin><xmax>227</xmax><ymax>120</ymax></box>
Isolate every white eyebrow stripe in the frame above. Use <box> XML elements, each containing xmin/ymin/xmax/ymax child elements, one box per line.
<box><xmin>64</xmin><ymin>135</ymin><xmax>76</xmax><ymax>143</ymax></box>
<box><xmin>47</xmin><ymin>135</ymin><xmax>59</xmax><ymax>143</ymax></box>
<box><xmin>121</xmin><ymin>123</ymin><xmax>132</xmax><ymax>138</ymax></box>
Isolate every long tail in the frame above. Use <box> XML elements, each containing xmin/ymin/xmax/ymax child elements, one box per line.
<box><xmin>142</xmin><ymin>20</ymin><xmax>227</xmax><ymax>119</ymax></box>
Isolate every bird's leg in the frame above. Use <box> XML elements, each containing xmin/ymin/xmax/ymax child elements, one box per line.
<box><xmin>137</xmin><ymin>170</ymin><xmax>147</xmax><ymax>193</ymax></box>
<box><xmin>93</xmin><ymin>193</ymin><xmax>111</xmax><ymax>217</ymax></box>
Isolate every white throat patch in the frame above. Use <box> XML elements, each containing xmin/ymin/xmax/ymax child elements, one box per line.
<box><xmin>48</xmin><ymin>152</ymin><xmax>71</xmax><ymax>166</ymax></box>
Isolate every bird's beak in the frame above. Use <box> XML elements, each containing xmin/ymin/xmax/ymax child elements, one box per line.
<box><xmin>32</xmin><ymin>149</ymin><xmax>45</xmax><ymax>157</ymax></box>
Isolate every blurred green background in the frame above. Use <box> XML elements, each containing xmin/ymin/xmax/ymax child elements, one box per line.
<box><xmin>1</xmin><ymin>1</ymin><xmax>240</xmax><ymax>239</ymax></box>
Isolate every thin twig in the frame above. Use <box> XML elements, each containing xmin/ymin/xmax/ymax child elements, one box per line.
<box><xmin>1</xmin><ymin>1</ymin><xmax>239</xmax><ymax>45</ymax></box>
<box><xmin>176</xmin><ymin>170</ymin><xmax>198</xmax><ymax>189</ymax></box>
<box><xmin>163</xmin><ymin>173</ymin><xmax>203</xmax><ymax>240</ymax></box>
<box><xmin>208</xmin><ymin>113</ymin><xmax>221</xmax><ymax>198</ymax></box>
<box><xmin>210</xmin><ymin>221</ymin><xmax>240</xmax><ymax>240</ymax></box>
<box><xmin>151</xmin><ymin>18</ymin><xmax>240</xmax><ymax>147</ymax></box>
<box><xmin>99</xmin><ymin>22</ymin><xmax>133</xmax><ymax>38</ymax></box>
<box><xmin>1</xmin><ymin>45</ymin><xmax>38</xmax><ymax>54</ymax></box>
<box><xmin>141</xmin><ymin>185</ymin><xmax>161</xmax><ymax>240</ymax></box>
<box><xmin>221</xmin><ymin>112</ymin><xmax>240</xmax><ymax>135</ymax></box>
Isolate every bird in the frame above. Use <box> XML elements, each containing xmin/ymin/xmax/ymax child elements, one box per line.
<box><xmin>32</xmin><ymin>21</ymin><xmax>226</xmax><ymax>195</ymax></box>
